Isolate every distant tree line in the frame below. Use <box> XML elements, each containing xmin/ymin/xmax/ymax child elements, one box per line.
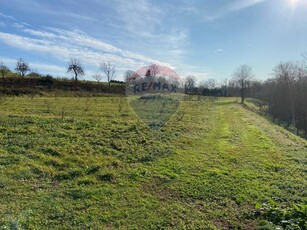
<box><xmin>224</xmin><ymin>62</ymin><xmax>307</xmax><ymax>137</ymax></box>
<box><xmin>255</xmin><ymin>62</ymin><xmax>307</xmax><ymax>137</ymax></box>
<box><xmin>0</xmin><ymin>58</ymin><xmax>125</xmax><ymax>95</ymax></box>
<box><xmin>0</xmin><ymin>58</ymin><xmax>117</xmax><ymax>85</ymax></box>
<box><xmin>0</xmin><ymin>56</ymin><xmax>306</xmax><ymax>136</ymax></box>
<box><xmin>178</xmin><ymin>62</ymin><xmax>307</xmax><ymax>137</ymax></box>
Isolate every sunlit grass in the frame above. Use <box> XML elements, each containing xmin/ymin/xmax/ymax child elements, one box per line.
<box><xmin>0</xmin><ymin>96</ymin><xmax>306</xmax><ymax>229</ymax></box>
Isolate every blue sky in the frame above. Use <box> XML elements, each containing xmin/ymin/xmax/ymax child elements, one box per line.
<box><xmin>0</xmin><ymin>0</ymin><xmax>307</xmax><ymax>82</ymax></box>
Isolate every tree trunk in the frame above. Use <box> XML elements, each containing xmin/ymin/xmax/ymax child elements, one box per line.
<box><xmin>240</xmin><ymin>82</ymin><xmax>245</xmax><ymax>104</ymax></box>
<box><xmin>74</xmin><ymin>69</ymin><xmax>78</xmax><ymax>81</ymax></box>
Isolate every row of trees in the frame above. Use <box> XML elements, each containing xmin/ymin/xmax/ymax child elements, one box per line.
<box><xmin>0</xmin><ymin>58</ymin><xmax>31</xmax><ymax>78</ymax></box>
<box><xmin>1</xmin><ymin>57</ymin><xmax>306</xmax><ymax>136</ymax></box>
<box><xmin>0</xmin><ymin>58</ymin><xmax>119</xmax><ymax>92</ymax></box>
<box><xmin>176</xmin><ymin>62</ymin><xmax>307</xmax><ymax>137</ymax></box>
<box><xmin>67</xmin><ymin>59</ymin><xmax>116</xmax><ymax>88</ymax></box>
<box><xmin>255</xmin><ymin>62</ymin><xmax>307</xmax><ymax>137</ymax></box>
<box><xmin>221</xmin><ymin>62</ymin><xmax>307</xmax><ymax>137</ymax></box>
<box><xmin>0</xmin><ymin>59</ymin><xmax>220</xmax><ymax>95</ymax></box>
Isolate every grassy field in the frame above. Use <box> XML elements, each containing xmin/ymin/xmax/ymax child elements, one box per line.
<box><xmin>0</xmin><ymin>96</ymin><xmax>306</xmax><ymax>229</ymax></box>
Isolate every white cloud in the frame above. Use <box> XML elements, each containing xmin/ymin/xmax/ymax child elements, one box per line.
<box><xmin>23</xmin><ymin>28</ymin><xmax>58</xmax><ymax>39</ymax></box>
<box><xmin>0</xmin><ymin>12</ymin><xmax>15</xmax><ymax>21</ymax></box>
<box><xmin>32</xmin><ymin>27</ymin><xmax>175</xmax><ymax>68</ymax></box>
<box><xmin>44</xmin><ymin>27</ymin><xmax>122</xmax><ymax>53</ymax></box>
<box><xmin>106</xmin><ymin>0</ymin><xmax>188</xmax><ymax>64</ymax></box>
<box><xmin>214</xmin><ymin>48</ymin><xmax>223</xmax><ymax>53</ymax></box>
<box><xmin>203</xmin><ymin>0</ymin><xmax>268</xmax><ymax>22</ymax></box>
<box><xmin>1</xmin><ymin>1</ymin><xmax>193</xmax><ymax>77</ymax></box>
<box><xmin>228</xmin><ymin>0</ymin><xmax>267</xmax><ymax>12</ymax></box>
<box><xmin>113</xmin><ymin>0</ymin><xmax>162</xmax><ymax>36</ymax></box>
<box><xmin>0</xmin><ymin>27</ymin><xmax>174</xmax><ymax>74</ymax></box>
<box><xmin>0</xmin><ymin>8</ymin><xmax>199</xmax><ymax>79</ymax></box>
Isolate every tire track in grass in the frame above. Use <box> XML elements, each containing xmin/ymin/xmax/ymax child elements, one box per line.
<box><xmin>143</xmin><ymin>100</ymin><xmax>306</xmax><ymax>229</ymax></box>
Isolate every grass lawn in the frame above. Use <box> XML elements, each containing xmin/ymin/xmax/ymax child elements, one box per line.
<box><xmin>0</xmin><ymin>96</ymin><xmax>306</xmax><ymax>229</ymax></box>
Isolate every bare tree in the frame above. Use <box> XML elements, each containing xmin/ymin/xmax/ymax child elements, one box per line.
<box><xmin>92</xmin><ymin>74</ymin><xmax>103</xmax><ymax>83</ymax></box>
<box><xmin>220</xmin><ymin>79</ymin><xmax>228</xmax><ymax>97</ymax></box>
<box><xmin>124</xmin><ymin>70</ymin><xmax>137</xmax><ymax>83</ymax></box>
<box><xmin>271</xmin><ymin>62</ymin><xmax>297</xmax><ymax>126</ymax></box>
<box><xmin>205</xmin><ymin>78</ymin><xmax>217</xmax><ymax>89</ymax></box>
<box><xmin>232</xmin><ymin>65</ymin><xmax>254</xmax><ymax>103</ymax></box>
<box><xmin>0</xmin><ymin>61</ymin><xmax>9</xmax><ymax>78</ymax></box>
<box><xmin>100</xmin><ymin>61</ymin><xmax>116</xmax><ymax>90</ymax></box>
<box><xmin>184</xmin><ymin>75</ymin><xmax>196</xmax><ymax>94</ymax></box>
<box><xmin>147</xmin><ymin>64</ymin><xmax>160</xmax><ymax>77</ymax></box>
<box><xmin>294</xmin><ymin>67</ymin><xmax>307</xmax><ymax>137</ymax></box>
<box><xmin>257</xmin><ymin>61</ymin><xmax>307</xmax><ymax>135</ymax></box>
<box><xmin>67</xmin><ymin>58</ymin><xmax>84</xmax><ymax>81</ymax></box>
<box><xmin>15</xmin><ymin>58</ymin><xmax>30</xmax><ymax>77</ymax></box>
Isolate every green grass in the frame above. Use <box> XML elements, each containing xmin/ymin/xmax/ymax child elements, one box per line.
<box><xmin>128</xmin><ymin>95</ymin><xmax>181</xmax><ymax>129</ymax></box>
<box><xmin>0</xmin><ymin>96</ymin><xmax>306</xmax><ymax>229</ymax></box>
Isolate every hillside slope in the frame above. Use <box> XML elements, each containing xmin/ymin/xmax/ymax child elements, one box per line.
<box><xmin>0</xmin><ymin>97</ymin><xmax>306</xmax><ymax>229</ymax></box>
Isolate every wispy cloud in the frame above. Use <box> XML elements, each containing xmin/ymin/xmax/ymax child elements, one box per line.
<box><xmin>1</xmin><ymin>0</ymin><xmax>195</xmax><ymax>78</ymax></box>
<box><xmin>214</xmin><ymin>48</ymin><xmax>223</xmax><ymax>53</ymax></box>
<box><xmin>12</xmin><ymin>22</ymin><xmax>25</xmax><ymax>29</ymax></box>
<box><xmin>0</xmin><ymin>12</ymin><xmax>15</xmax><ymax>21</ymax></box>
<box><xmin>104</xmin><ymin>0</ymin><xmax>189</xmax><ymax>63</ymax></box>
<box><xmin>204</xmin><ymin>0</ymin><xmax>268</xmax><ymax>22</ymax></box>
<box><xmin>23</xmin><ymin>28</ymin><xmax>58</xmax><ymax>39</ymax></box>
<box><xmin>0</xmin><ymin>21</ymin><xmax>176</xmax><ymax>77</ymax></box>
<box><xmin>112</xmin><ymin>0</ymin><xmax>162</xmax><ymax>36</ymax></box>
<box><xmin>0</xmin><ymin>31</ymin><xmax>143</xmax><ymax>70</ymax></box>
<box><xmin>228</xmin><ymin>0</ymin><xmax>267</xmax><ymax>12</ymax></box>
<box><xmin>0</xmin><ymin>3</ymin><xmax>206</xmax><ymax>79</ymax></box>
